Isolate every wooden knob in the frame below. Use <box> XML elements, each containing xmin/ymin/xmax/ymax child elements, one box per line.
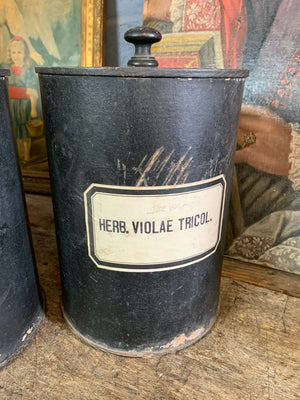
<box><xmin>124</xmin><ymin>26</ymin><xmax>162</xmax><ymax>67</ymax></box>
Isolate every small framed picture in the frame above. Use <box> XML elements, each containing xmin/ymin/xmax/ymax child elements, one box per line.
<box><xmin>0</xmin><ymin>0</ymin><xmax>105</xmax><ymax>193</ymax></box>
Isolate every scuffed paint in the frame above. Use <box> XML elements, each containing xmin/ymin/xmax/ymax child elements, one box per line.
<box><xmin>160</xmin><ymin>327</ymin><xmax>206</xmax><ymax>350</ymax></box>
<box><xmin>63</xmin><ymin>304</ymin><xmax>216</xmax><ymax>357</ymax></box>
<box><xmin>21</xmin><ymin>326</ymin><xmax>34</xmax><ymax>342</ymax></box>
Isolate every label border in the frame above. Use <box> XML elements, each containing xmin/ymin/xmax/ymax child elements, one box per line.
<box><xmin>84</xmin><ymin>175</ymin><xmax>226</xmax><ymax>273</ymax></box>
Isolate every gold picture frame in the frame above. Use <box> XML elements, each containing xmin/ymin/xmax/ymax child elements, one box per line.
<box><xmin>81</xmin><ymin>0</ymin><xmax>105</xmax><ymax>67</ymax></box>
<box><xmin>22</xmin><ymin>0</ymin><xmax>105</xmax><ymax>194</ymax></box>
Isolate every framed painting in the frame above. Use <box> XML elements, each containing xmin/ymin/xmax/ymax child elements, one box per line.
<box><xmin>0</xmin><ymin>0</ymin><xmax>105</xmax><ymax>194</ymax></box>
<box><xmin>142</xmin><ymin>0</ymin><xmax>300</xmax><ymax>282</ymax></box>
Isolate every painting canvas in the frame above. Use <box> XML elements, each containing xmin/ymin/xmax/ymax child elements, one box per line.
<box><xmin>105</xmin><ymin>0</ymin><xmax>145</xmax><ymax>67</ymax></box>
<box><xmin>0</xmin><ymin>0</ymin><xmax>81</xmax><ymax>189</ymax></box>
<box><xmin>143</xmin><ymin>0</ymin><xmax>300</xmax><ymax>275</ymax></box>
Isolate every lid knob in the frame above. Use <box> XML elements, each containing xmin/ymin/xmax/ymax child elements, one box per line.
<box><xmin>124</xmin><ymin>26</ymin><xmax>162</xmax><ymax>67</ymax></box>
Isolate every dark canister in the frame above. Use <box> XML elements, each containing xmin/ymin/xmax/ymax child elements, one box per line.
<box><xmin>0</xmin><ymin>69</ymin><xmax>44</xmax><ymax>368</ymax></box>
<box><xmin>37</xmin><ymin>28</ymin><xmax>248</xmax><ymax>356</ymax></box>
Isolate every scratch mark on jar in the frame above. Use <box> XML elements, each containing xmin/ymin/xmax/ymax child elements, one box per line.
<box><xmin>117</xmin><ymin>146</ymin><xmax>194</xmax><ymax>186</ymax></box>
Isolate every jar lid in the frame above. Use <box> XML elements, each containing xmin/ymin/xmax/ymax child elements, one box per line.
<box><xmin>36</xmin><ymin>26</ymin><xmax>249</xmax><ymax>79</ymax></box>
<box><xmin>0</xmin><ymin>69</ymin><xmax>10</xmax><ymax>77</ymax></box>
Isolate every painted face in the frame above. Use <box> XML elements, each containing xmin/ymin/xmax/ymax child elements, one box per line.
<box><xmin>10</xmin><ymin>41</ymin><xmax>25</xmax><ymax>66</ymax></box>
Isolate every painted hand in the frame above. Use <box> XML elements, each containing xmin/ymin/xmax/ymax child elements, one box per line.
<box><xmin>143</xmin><ymin>0</ymin><xmax>172</xmax><ymax>21</ymax></box>
<box><xmin>235</xmin><ymin>104</ymin><xmax>292</xmax><ymax>176</ymax></box>
<box><xmin>26</xmin><ymin>88</ymin><xmax>38</xmax><ymax>118</ymax></box>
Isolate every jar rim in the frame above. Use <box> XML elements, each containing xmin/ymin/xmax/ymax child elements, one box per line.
<box><xmin>36</xmin><ymin>66</ymin><xmax>249</xmax><ymax>79</ymax></box>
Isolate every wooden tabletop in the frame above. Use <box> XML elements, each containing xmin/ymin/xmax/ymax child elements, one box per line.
<box><xmin>0</xmin><ymin>194</ymin><xmax>299</xmax><ymax>400</ymax></box>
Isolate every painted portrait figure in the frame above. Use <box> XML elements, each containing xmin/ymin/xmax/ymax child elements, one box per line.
<box><xmin>143</xmin><ymin>0</ymin><xmax>300</xmax><ymax>273</ymax></box>
<box><xmin>0</xmin><ymin>0</ymin><xmax>81</xmax><ymax>170</ymax></box>
<box><xmin>6</xmin><ymin>36</ymin><xmax>39</xmax><ymax>163</ymax></box>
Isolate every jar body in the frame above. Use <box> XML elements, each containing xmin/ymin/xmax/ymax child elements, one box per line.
<box><xmin>0</xmin><ymin>71</ymin><xmax>44</xmax><ymax>368</ymax></box>
<box><xmin>38</xmin><ymin>68</ymin><xmax>246</xmax><ymax>355</ymax></box>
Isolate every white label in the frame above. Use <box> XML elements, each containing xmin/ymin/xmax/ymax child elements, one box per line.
<box><xmin>84</xmin><ymin>175</ymin><xmax>226</xmax><ymax>272</ymax></box>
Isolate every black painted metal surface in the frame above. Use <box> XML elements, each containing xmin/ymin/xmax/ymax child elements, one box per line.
<box><xmin>0</xmin><ymin>70</ymin><xmax>44</xmax><ymax>368</ymax></box>
<box><xmin>37</xmin><ymin>28</ymin><xmax>248</xmax><ymax>356</ymax></box>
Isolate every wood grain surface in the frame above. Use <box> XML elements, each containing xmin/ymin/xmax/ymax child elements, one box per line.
<box><xmin>0</xmin><ymin>194</ymin><xmax>299</xmax><ymax>399</ymax></box>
